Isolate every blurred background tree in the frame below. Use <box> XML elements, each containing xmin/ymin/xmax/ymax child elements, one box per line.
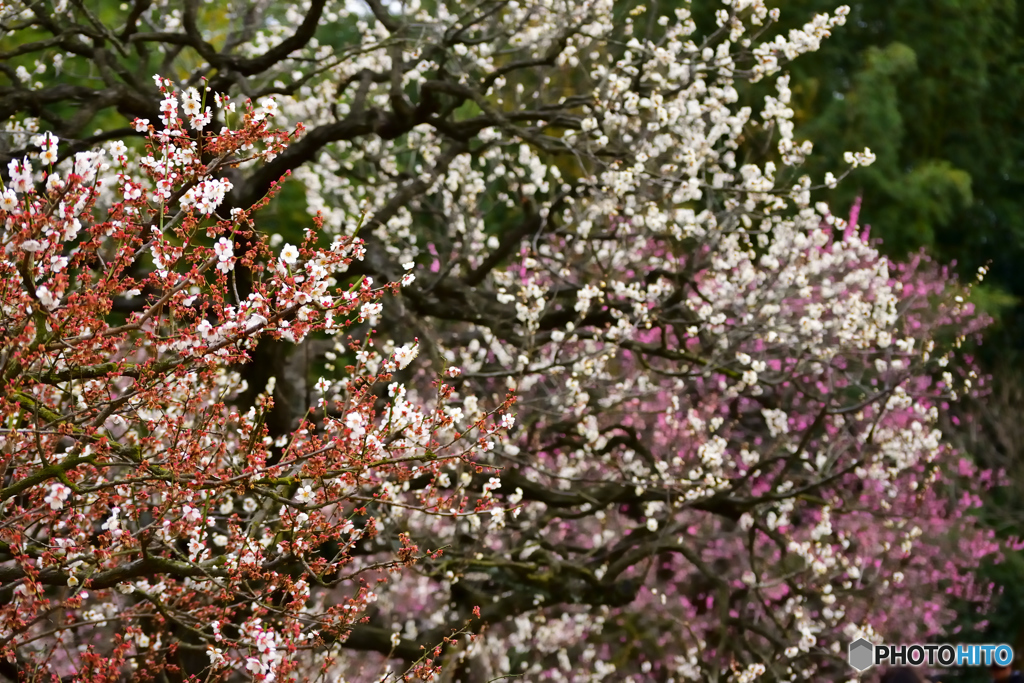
<box><xmin>682</xmin><ymin>0</ymin><xmax>1024</xmax><ymax>675</ymax></box>
<box><xmin>766</xmin><ymin>0</ymin><xmax>1024</xmax><ymax>677</ymax></box>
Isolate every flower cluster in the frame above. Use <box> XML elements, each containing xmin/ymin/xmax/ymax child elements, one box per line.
<box><xmin>0</xmin><ymin>1</ymin><xmax>1010</xmax><ymax>682</ymax></box>
<box><xmin>0</xmin><ymin>78</ymin><xmax>510</xmax><ymax>682</ymax></box>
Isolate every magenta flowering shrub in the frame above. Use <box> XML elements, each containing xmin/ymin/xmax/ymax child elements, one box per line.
<box><xmin>0</xmin><ymin>0</ymin><xmax>1013</xmax><ymax>682</ymax></box>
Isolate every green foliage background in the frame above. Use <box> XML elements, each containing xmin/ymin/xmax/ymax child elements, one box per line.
<box><xmin>777</xmin><ymin>0</ymin><xmax>1024</xmax><ymax>348</ymax></box>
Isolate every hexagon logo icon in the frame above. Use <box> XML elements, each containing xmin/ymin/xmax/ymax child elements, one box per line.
<box><xmin>848</xmin><ymin>638</ymin><xmax>875</xmax><ymax>671</ymax></box>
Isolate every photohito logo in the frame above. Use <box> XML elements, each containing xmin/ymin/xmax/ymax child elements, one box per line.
<box><xmin>847</xmin><ymin>639</ymin><xmax>1014</xmax><ymax>672</ymax></box>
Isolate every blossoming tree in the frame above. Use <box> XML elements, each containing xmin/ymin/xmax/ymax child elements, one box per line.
<box><xmin>0</xmin><ymin>0</ymin><xmax>1009</xmax><ymax>681</ymax></box>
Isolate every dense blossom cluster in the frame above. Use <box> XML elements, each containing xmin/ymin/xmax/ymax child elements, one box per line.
<box><xmin>0</xmin><ymin>0</ymin><xmax>1013</xmax><ymax>681</ymax></box>
<box><xmin>0</xmin><ymin>81</ymin><xmax>510</xmax><ymax>681</ymax></box>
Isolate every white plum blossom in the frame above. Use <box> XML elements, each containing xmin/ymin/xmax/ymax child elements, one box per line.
<box><xmin>180</xmin><ymin>177</ymin><xmax>232</xmax><ymax>215</ymax></box>
<box><xmin>0</xmin><ymin>189</ymin><xmax>17</xmax><ymax>211</ymax></box>
<box><xmin>44</xmin><ymin>483</ymin><xmax>71</xmax><ymax>511</ymax></box>
<box><xmin>393</xmin><ymin>342</ymin><xmax>419</xmax><ymax>370</ymax></box>
<box><xmin>280</xmin><ymin>243</ymin><xmax>299</xmax><ymax>265</ymax></box>
<box><xmin>35</xmin><ymin>285</ymin><xmax>59</xmax><ymax>311</ymax></box>
<box><xmin>214</xmin><ymin>237</ymin><xmax>233</xmax><ymax>262</ymax></box>
<box><xmin>296</xmin><ymin>485</ymin><xmax>315</xmax><ymax>504</ymax></box>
